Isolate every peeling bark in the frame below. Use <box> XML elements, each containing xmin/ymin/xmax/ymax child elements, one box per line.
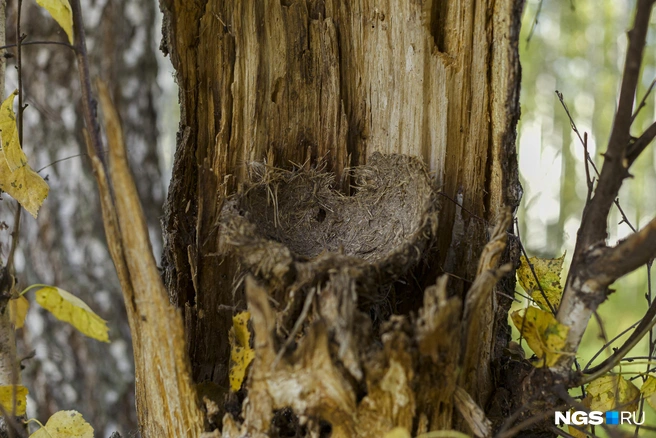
<box><xmin>159</xmin><ymin>0</ymin><xmax>524</xmax><ymax>435</ymax></box>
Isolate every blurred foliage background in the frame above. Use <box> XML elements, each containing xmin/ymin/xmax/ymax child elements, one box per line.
<box><xmin>516</xmin><ymin>0</ymin><xmax>656</xmax><ymax>434</ymax></box>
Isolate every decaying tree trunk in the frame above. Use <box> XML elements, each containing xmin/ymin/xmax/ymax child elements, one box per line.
<box><xmin>158</xmin><ymin>1</ymin><xmax>524</xmax><ymax>436</ymax></box>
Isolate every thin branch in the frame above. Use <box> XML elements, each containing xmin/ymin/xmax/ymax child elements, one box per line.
<box><xmin>584</xmin><ymin>319</ymin><xmax>641</xmax><ymax>370</ymax></box>
<box><xmin>581</xmin><ymin>300</ymin><xmax>656</xmax><ymax>384</ymax></box>
<box><xmin>514</xmin><ymin>218</ymin><xmax>557</xmax><ymax>314</ymax></box>
<box><xmin>556</xmin><ymin>92</ymin><xmax>636</xmax><ymax>232</ymax></box>
<box><xmin>69</xmin><ymin>0</ymin><xmax>105</xmax><ymax>168</ymax></box>
<box><xmin>583</xmin><ymin>133</ymin><xmax>593</xmax><ymax>204</ymax></box>
<box><xmin>635</xmin><ymin>261</ymin><xmax>653</xmax><ymax>436</ymax></box>
<box><xmin>574</xmin><ymin>0</ymin><xmax>655</xmax><ymax>255</ymax></box>
<box><xmin>586</xmin><ymin>216</ymin><xmax>656</xmax><ymax>285</ymax></box>
<box><xmin>0</xmin><ymin>40</ymin><xmax>75</xmax><ymax>52</ymax></box>
<box><xmin>494</xmin><ymin>406</ymin><xmax>565</xmax><ymax>438</ymax></box>
<box><xmin>626</xmin><ymin>120</ymin><xmax>656</xmax><ymax>164</ymax></box>
<box><xmin>631</xmin><ymin>77</ymin><xmax>656</xmax><ymax>124</ymax></box>
<box><xmin>526</xmin><ymin>0</ymin><xmax>544</xmax><ymax>44</ymax></box>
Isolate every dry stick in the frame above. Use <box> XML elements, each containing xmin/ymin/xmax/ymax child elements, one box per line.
<box><xmin>69</xmin><ymin>0</ymin><xmax>105</xmax><ymax>168</ymax></box>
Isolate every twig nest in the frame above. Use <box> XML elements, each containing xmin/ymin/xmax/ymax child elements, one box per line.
<box><xmin>221</xmin><ymin>152</ymin><xmax>438</xmax><ymax>293</ymax></box>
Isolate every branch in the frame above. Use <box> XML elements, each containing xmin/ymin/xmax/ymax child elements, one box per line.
<box><xmin>626</xmin><ymin>120</ymin><xmax>656</xmax><ymax>165</ymax></box>
<box><xmin>69</xmin><ymin>0</ymin><xmax>105</xmax><ymax>167</ymax></box>
<box><xmin>586</xmin><ymin>216</ymin><xmax>656</xmax><ymax>285</ymax></box>
<box><xmin>554</xmin><ymin>0</ymin><xmax>656</xmax><ymax>376</ymax></box>
<box><xmin>574</xmin><ymin>0</ymin><xmax>655</xmax><ymax>257</ymax></box>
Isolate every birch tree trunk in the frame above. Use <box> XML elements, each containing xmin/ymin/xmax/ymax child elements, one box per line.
<box><xmin>159</xmin><ymin>0</ymin><xmax>524</xmax><ymax>435</ymax></box>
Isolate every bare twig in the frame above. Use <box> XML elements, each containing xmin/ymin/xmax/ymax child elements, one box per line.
<box><xmin>525</xmin><ymin>0</ymin><xmax>544</xmax><ymax>44</ymax></box>
<box><xmin>554</xmin><ymin>0</ymin><xmax>656</xmax><ymax>375</ymax></box>
<box><xmin>631</xmin><ymin>77</ymin><xmax>656</xmax><ymax>123</ymax></box>
<box><xmin>69</xmin><ymin>0</ymin><xmax>105</xmax><ymax>168</ymax></box>
<box><xmin>0</xmin><ymin>40</ymin><xmax>75</xmax><ymax>51</ymax></box>
<box><xmin>513</xmin><ymin>218</ymin><xmax>557</xmax><ymax>314</ymax></box>
<box><xmin>584</xmin><ymin>319</ymin><xmax>641</xmax><ymax>370</ymax></box>
<box><xmin>574</xmin><ymin>0</ymin><xmax>654</xmax><ymax>254</ymax></box>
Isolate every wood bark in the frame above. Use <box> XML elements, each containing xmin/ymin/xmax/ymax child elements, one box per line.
<box><xmin>159</xmin><ymin>0</ymin><xmax>524</xmax><ymax>435</ymax></box>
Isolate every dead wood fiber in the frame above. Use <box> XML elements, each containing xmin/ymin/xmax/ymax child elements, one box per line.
<box><xmin>222</xmin><ymin>152</ymin><xmax>438</xmax><ymax>292</ymax></box>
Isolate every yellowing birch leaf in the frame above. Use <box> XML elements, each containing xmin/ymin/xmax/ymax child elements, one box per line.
<box><xmin>510</xmin><ymin>307</ymin><xmax>569</xmax><ymax>367</ymax></box>
<box><xmin>586</xmin><ymin>374</ymin><xmax>640</xmax><ymax>412</ymax></box>
<box><xmin>35</xmin><ymin>286</ymin><xmax>109</xmax><ymax>342</ymax></box>
<box><xmin>517</xmin><ymin>253</ymin><xmax>566</xmax><ymax>310</ymax></box>
<box><xmin>0</xmin><ymin>385</ymin><xmax>28</xmax><ymax>416</ymax></box>
<box><xmin>0</xmin><ymin>92</ymin><xmax>49</xmax><ymax>218</ymax></box>
<box><xmin>229</xmin><ymin>311</ymin><xmax>254</xmax><ymax>391</ymax></box>
<box><xmin>641</xmin><ymin>375</ymin><xmax>656</xmax><ymax>411</ymax></box>
<box><xmin>0</xmin><ymin>92</ymin><xmax>24</xmax><ymax>171</ymax></box>
<box><xmin>9</xmin><ymin>295</ymin><xmax>29</xmax><ymax>328</ymax></box>
<box><xmin>35</xmin><ymin>0</ymin><xmax>74</xmax><ymax>44</ymax></box>
<box><xmin>30</xmin><ymin>410</ymin><xmax>93</xmax><ymax>438</ymax></box>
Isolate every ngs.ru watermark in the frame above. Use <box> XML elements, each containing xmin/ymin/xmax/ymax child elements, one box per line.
<box><xmin>555</xmin><ymin>411</ymin><xmax>645</xmax><ymax>426</ymax></box>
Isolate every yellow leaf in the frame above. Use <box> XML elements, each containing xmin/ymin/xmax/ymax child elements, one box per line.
<box><xmin>510</xmin><ymin>307</ymin><xmax>569</xmax><ymax>367</ymax></box>
<box><xmin>517</xmin><ymin>253</ymin><xmax>566</xmax><ymax>310</ymax></box>
<box><xmin>0</xmin><ymin>92</ymin><xmax>49</xmax><ymax>218</ymax></box>
<box><xmin>9</xmin><ymin>295</ymin><xmax>29</xmax><ymax>328</ymax></box>
<box><xmin>30</xmin><ymin>410</ymin><xmax>93</xmax><ymax>438</ymax></box>
<box><xmin>0</xmin><ymin>385</ymin><xmax>28</xmax><ymax>416</ymax></box>
<box><xmin>0</xmin><ymin>92</ymin><xmax>24</xmax><ymax>172</ymax></box>
<box><xmin>0</xmin><ymin>163</ymin><xmax>50</xmax><ymax>218</ymax></box>
<box><xmin>384</xmin><ymin>427</ymin><xmax>411</xmax><ymax>438</ymax></box>
<box><xmin>35</xmin><ymin>0</ymin><xmax>74</xmax><ymax>44</ymax></box>
<box><xmin>35</xmin><ymin>286</ymin><xmax>109</xmax><ymax>342</ymax></box>
<box><xmin>586</xmin><ymin>374</ymin><xmax>640</xmax><ymax>412</ymax></box>
<box><xmin>229</xmin><ymin>311</ymin><xmax>254</xmax><ymax>391</ymax></box>
<box><xmin>641</xmin><ymin>375</ymin><xmax>656</xmax><ymax>411</ymax></box>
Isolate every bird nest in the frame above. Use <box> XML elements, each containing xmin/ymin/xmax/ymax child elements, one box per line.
<box><xmin>220</xmin><ymin>152</ymin><xmax>438</xmax><ymax>296</ymax></box>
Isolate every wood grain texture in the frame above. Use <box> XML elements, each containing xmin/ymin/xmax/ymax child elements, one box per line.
<box><xmin>89</xmin><ymin>83</ymin><xmax>204</xmax><ymax>437</ymax></box>
<box><xmin>160</xmin><ymin>0</ymin><xmax>524</xmax><ymax>421</ymax></box>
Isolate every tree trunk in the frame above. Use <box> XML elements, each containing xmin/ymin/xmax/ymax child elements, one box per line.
<box><xmin>159</xmin><ymin>0</ymin><xmax>524</xmax><ymax>435</ymax></box>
